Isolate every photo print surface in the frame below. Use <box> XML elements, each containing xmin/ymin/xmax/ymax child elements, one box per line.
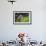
<box><xmin>13</xmin><ymin>11</ymin><xmax>32</xmax><ymax>25</ymax></box>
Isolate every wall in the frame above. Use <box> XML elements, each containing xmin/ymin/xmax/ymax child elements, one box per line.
<box><xmin>0</xmin><ymin>0</ymin><xmax>46</xmax><ymax>41</ymax></box>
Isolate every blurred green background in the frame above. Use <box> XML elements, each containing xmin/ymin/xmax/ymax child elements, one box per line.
<box><xmin>16</xmin><ymin>15</ymin><xmax>32</xmax><ymax>22</ymax></box>
<box><xmin>21</xmin><ymin>16</ymin><xmax>29</xmax><ymax>22</ymax></box>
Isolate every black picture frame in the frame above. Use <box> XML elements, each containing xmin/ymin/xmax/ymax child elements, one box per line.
<box><xmin>13</xmin><ymin>11</ymin><xmax>32</xmax><ymax>25</ymax></box>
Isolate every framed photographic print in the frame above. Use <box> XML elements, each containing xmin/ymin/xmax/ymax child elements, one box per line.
<box><xmin>13</xmin><ymin>11</ymin><xmax>32</xmax><ymax>25</ymax></box>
